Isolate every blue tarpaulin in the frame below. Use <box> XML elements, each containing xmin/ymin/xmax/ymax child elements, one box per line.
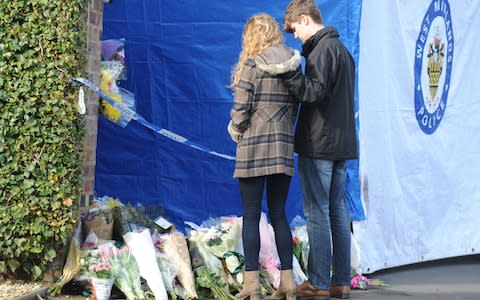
<box><xmin>97</xmin><ymin>0</ymin><xmax>364</xmax><ymax>230</ymax></box>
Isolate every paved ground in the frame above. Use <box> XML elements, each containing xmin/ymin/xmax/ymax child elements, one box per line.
<box><xmin>350</xmin><ymin>254</ymin><xmax>480</xmax><ymax>300</ymax></box>
<box><xmin>20</xmin><ymin>255</ymin><xmax>480</xmax><ymax>299</ymax></box>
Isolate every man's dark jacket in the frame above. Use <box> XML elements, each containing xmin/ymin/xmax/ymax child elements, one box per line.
<box><xmin>284</xmin><ymin>27</ymin><xmax>358</xmax><ymax>160</ymax></box>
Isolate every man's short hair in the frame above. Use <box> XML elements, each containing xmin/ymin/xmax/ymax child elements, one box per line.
<box><xmin>284</xmin><ymin>0</ymin><xmax>324</xmax><ymax>33</ymax></box>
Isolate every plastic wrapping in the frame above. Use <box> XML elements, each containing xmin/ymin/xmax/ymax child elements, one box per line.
<box><xmin>123</xmin><ymin>229</ymin><xmax>168</xmax><ymax>300</ymax></box>
<box><xmin>158</xmin><ymin>232</ymin><xmax>198</xmax><ymax>299</ymax></box>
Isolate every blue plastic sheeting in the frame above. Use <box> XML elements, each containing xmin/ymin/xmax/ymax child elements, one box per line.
<box><xmin>97</xmin><ymin>0</ymin><xmax>364</xmax><ymax>230</ymax></box>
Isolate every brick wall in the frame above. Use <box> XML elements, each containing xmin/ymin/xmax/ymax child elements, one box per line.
<box><xmin>81</xmin><ymin>0</ymin><xmax>104</xmax><ymax>207</ymax></box>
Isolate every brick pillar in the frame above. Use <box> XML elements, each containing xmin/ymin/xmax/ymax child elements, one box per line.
<box><xmin>81</xmin><ymin>0</ymin><xmax>104</xmax><ymax>208</ymax></box>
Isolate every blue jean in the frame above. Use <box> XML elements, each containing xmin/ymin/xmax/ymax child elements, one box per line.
<box><xmin>298</xmin><ymin>156</ymin><xmax>351</xmax><ymax>290</ymax></box>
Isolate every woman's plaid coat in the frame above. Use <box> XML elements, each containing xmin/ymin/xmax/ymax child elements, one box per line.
<box><xmin>229</xmin><ymin>44</ymin><xmax>301</xmax><ymax>178</ymax></box>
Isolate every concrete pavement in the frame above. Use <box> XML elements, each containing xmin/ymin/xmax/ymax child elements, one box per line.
<box><xmin>350</xmin><ymin>255</ymin><xmax>480</xmax><ymax>300</ymax></box>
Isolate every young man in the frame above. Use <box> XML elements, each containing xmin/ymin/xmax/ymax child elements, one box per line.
<box><xmin>282</xmin><ymin>0</ymin><xmax>358</xmax><ymax>299</ymax></box>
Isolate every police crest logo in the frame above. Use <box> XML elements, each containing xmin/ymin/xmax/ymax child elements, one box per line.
<box><xmin>414</xmin><ymin>0</ymin><xmax>454</xmax><ymax>134</ymax></box>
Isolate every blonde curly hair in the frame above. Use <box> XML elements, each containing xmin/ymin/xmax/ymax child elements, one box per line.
<box><xmin>230</xmin><ymin>13</ymin><xmax>284</xmax><ymax>88</ymax></box>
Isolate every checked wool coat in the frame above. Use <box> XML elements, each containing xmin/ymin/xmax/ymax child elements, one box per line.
<box><xmin>230</xmin><ymin>44</ymin><xmax>301</xmax><ymax>178</ymax></box>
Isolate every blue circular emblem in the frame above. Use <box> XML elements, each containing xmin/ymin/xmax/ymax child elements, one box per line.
<box><xmin>414</xmin><ymin>0</ymin><xmax>454</xmax><ymax>134</ymax></box>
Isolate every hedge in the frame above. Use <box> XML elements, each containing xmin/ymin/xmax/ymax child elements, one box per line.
<box><xmin>0</xmin><ymin>0</ymin><xmax>89</xmax><ymax>279</ymax></box>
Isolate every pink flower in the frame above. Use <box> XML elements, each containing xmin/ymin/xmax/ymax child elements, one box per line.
<box><xmin>83</xmin><ymin>247</ymin><xmax>114</xmax><ymax>279</ymax></box>
<box><xmin>351</xmin><ymin>274</ymin><xmax>369</xmax><ymax>290</ymax></box>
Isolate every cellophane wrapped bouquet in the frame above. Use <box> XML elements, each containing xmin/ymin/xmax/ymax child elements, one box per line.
<box><xmin>187</xmin><ymin>217</ymin><xmax>240</xmax><ymax>300</ymax></box>
<box><xmin>81</xmin><ymin>247</ymin><xmax>113</xmax><ymax>280</ymax></box>
<box><xmin>155</xmin><ymin>231</ymin><xmax>198</xmax><ymax>299</ymax></box>
<box><xmin>290</xmin><ymin>216</ymin><xmax>309</xmax><ymax>274</ymax></box>
<box><xmin>123</xmin><ymin>229</ymin><xmax>168</xmax><ymax>300</ymax></box>
<box><xmin>156</xmin><ymin>252</ymin><xmax>179</xmax><ymax>299</ymax></box>
<box><xmin>108</xmin><ymin>245</ymin><xmax>145</xmax><ymax>300</ymax></box>
<box><xmin>257</xmin><ymin>212</ymin><xmax>281</xmax><ymax>289</ymax></box>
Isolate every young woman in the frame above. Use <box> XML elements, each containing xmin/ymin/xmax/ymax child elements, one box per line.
<box><xmin>227</xmin><ymin>13</ymin><xmax>301</xmax><ymax>300</ymax></box>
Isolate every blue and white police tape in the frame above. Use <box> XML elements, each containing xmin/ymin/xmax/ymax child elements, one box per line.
<box><xmin>71</xmin><ymin>77</ymin><xmax>235</xmax><ymax>161</ymax></box>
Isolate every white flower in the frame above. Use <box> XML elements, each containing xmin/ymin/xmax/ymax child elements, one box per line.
<box><xmin>225</xmin><ymin>254</ymin><xmax>240</xmax><ymax>274</ymax></box>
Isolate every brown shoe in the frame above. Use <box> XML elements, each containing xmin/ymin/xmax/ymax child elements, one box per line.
<box><xmin>296</xmin><ymin>281</ymin><xmax>329</xmax><ymax>299</ymax></box>
<box><xmin>330</xmin><ymin>284</ymin><xmax>350</xmax><ymax>299</ymax></box>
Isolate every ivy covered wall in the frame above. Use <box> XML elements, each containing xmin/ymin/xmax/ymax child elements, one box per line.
<box><xmin>0</xmin><ymin>0</ymin><xmax>98</xmax><ymax>279</ymax></box>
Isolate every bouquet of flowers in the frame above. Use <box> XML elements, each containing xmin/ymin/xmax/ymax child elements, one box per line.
<box><xmin>188</xmin><ymin>230</ymin><xmax>224</xmax><ymax>277</ymax></box>
<box><xmin>80</xmin><ymin>247</ymin><xmax>115</xmax><ymax>300</ymax></box>
<box><xmin>156</xmin><ymin>231</ymin><xmax>198</xmax><ymax>299</ymax></box>
<box><xmin>202</xmin><ymin>217</ymin><xmax>241</xmax><ymax>258</ymax></box>
<box><xmin>108</xmin><ymin>245</ymin><xmax>146</xmax><ymax>300</ymax></box>
<box><xmin>81</xmin><ymin>199</ymin><xmax>115</xmax><ymax>241</ymax></box>
<box><xmin>123</xmin><ymin>229</ymin><xmax>168</xmax><ymax>300</ymax></box>
<box><xmin>259</xmin><ymin>266</ymin><xmax>276</xmax><ymax>296</ymax></box>
<box><xmin>351</xmin><ymin>268</ymin><xmax>388</xmax><ymax>289</ymax></box>
<box><xmin>290</xmin><ymin>216</ymin><xmax>309</xmax><ymax>273</ymax></box>
<box><xmin>157</xmin><ymin>252</ymin><xmax>179</xmax><ymax>299</ymax></box>
<box><xmin>258</xmin><ymin>213</ymin><xmax>280</xmax><ymax>288</ymax></box>
<box><xmin>189</xmin><ymin>229</ymin><xmax>236</xmax><ymax>299</ymax></box>
<box><xmin>233</xmin><ymin>214</ymin><xmax>279</xmax><ymax>295</ymax></box>
<box><xmin>48</xmin><ymin>224</ymin><xmax>84</xmax><ymax>296</ymax></box>
<box><xmin>81</xmin><ymin>248</ymin><xmax>113</xmax><ymax>279</ymax></box>
<box><xmin>291</xmin><ymin>234</ymin><xmax>310</xmax><ymax>288</ymax></box>
<box><xmin>194</xmin><ymin>265</ymin><xmax>236</xmax><ymax>300</ymax></box>
<box><xmin>223</xmin><ymin>251</ymin><xmax>244</xmax><ymax>284</ymax></box>
<box><xmin>351</xmin><ymin>274</ymin><xmax>369</xmax><ymax>290</ymax></box>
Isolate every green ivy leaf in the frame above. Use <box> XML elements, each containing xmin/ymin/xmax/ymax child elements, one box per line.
<box><xmin>7</xmin><ymin>259</ymin><xmax>20</xmax><ymax>273</ymax></box>
<box><xmin>31</xmin><ymin>265</ymin><xmax>43</xmax><ymax>281</ymax></box>
<box><xmin>45</xmin><ymin>248</ymin><xmax>57</xmax><ymax>262</ymax></box>
<box><xmin>13</xmin><ymin>238</ymin><xmax>27</xmax><ymax>248</ymax></box>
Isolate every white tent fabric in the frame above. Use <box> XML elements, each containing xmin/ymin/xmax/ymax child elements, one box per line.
<box><xmin>355</xmin><ymin>0</ymin><xmax>480</xmax><ymax>273</ymax></box>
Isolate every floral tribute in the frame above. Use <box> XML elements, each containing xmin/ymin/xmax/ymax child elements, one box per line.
<box><xmin>80</xmin><ymin>248</ymin><xmax>113</xmax><ymax>279</ymax></box>
<box><xmin>108</xmin><ymin>245</ymin><xmax>145</xmax><ymax>300</ymax></box>
<box><xmin>351</xmin><ymin>274</ymin><xmax>369</xmax><ymax>290</ymax></box>
<box><xmin>51</xmin><ymin>195</ymin><xmax>388</xmax><ymax>299</ymax></box>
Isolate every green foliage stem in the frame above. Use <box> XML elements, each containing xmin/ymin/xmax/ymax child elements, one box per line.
<box><xmin>0</xmin><ymin>0</ymin><xmax>89</xmax><ymax>279</ymax></box>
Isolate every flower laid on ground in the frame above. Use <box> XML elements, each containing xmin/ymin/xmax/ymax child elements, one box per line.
<box><xmin>365</xmin><ymin>277</ymin><xmax>389</xmax><ymax>287</ymax></box>
<box><xmin>188</xmin><ymin>229</ymin><xmax>237</xmax><ymax>299</ymax></box>
<box><xmin>81</xmin><ymin>247</ymin><xmax>113</xmax><ymax>279</ymax></box>
<box><xmin>351</xmin><ymin>274</ymin><xmax>369</xmax><ymax>290</ymax></box>
<box><xmin>223</xmin><ymin>251</ymin><xmax>243</xmax><ymax>283</ymax></box>
<box><xmin>188</xmin><ymin>230</ymin><xmax>224</xmax><ymax>277</ymax></box>
<box><xmin>257</xmin><ymin>213</ymin><xmax>280</xmax><ymax>288</ymax></box>
<box><xmin>259</xmin><ymin>266</ymin><xmax>276</xmax><ymax>296</ymax></box>
<box><xmin>194</xmin><ymin>266</ymin><xmax>236</xmax><ymax>300</ymax></box>
<box><xmin>156</xmin><ymin>231</ymin><xmax>198</xmax><ymax>299</ymax></box>
<box><xmin>79</xmin><ymin>247</ymin><xmax>115</xmax><ymax>300</ymax></box>
<box><xmin>202</xmin><ymin>217</ymin><xmax>241</xmax><ymax>258</ymax></box>
<box><xmin>123</xmin><ymin>229</ymin><xmax>168</xmax><ymax>300</ymax></box>
<box><xmin>48</xmin><ymin>224</ymin><xmax>84</xmax><ymax>296</ymax></box>
<box><xmin>292</xmin><ymin>230</ymin><xmax>309</xmax><ymax>273</ymax></box>
<box><xmin>108</xmin><ymin>245</ymin><xmax>145</xmax><ymax>300</ymax></box>
<box><xmin>292</xmin><ymin>254</ymin><xmax>308</xmax><ymax>286</ymax></box>
<box><xmin>157</xmin><ymin>253</ymin><xmax>179</xmax><ymax>300</ymax></box>
<box><xmin>80</xmin><ymin>197</ymin><xmax>117</xmax><ymax>223</ymax></box>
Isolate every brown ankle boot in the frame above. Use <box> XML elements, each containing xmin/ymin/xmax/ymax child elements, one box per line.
<box><xmin>236</xmin><ymin>271</ymin><xmax>260</xmax><ymax>300</ymax></box>
<box><xmin>330</xmin><ymin>284</ymin><xmax>351</xmax><ymax>299</ymax></box>
<box><xmin>271</xmin><ymin>269</ymin><xmax>297</xmax><ymax>300</ymax></box>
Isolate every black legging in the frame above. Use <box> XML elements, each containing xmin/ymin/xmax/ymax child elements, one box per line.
<box><xmin>239</xmin><ymin>173</ymin><xmax>293</xmax><ymax>271</ymax></box>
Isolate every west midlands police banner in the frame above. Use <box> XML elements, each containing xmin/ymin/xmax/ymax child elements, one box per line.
<box><xmin>355</xmin><ymin>0</ymin><xmax>480</xmax><ymax>273</ymax></box>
